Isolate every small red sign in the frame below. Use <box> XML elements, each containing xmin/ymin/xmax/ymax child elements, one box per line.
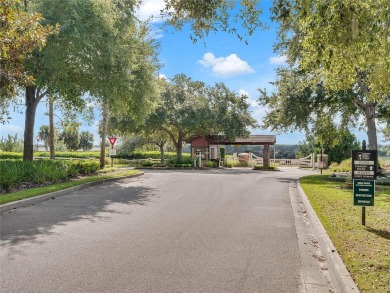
<box><xmin>108</xmin><ymin>137</ymin><xmax>117</xmax><ymax>146</ymax></box>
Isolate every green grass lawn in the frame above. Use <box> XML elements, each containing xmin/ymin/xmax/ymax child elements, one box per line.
<box><xmin>301</xmin><ymin>175</ymin><xmax>390</xmax><ymax>293</ymax></box>
<box><xmin>0</xmin><ymin>169</ymin><xmax>141</xmax><ymax>205</ymax></box>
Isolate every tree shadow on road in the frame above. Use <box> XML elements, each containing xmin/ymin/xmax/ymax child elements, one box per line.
<box><xmin>0</xmin><ymin>180</ymin><xmax>156</xmax><ymax>248</ymax></box>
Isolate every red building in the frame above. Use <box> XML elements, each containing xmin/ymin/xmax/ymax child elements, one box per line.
<box><xmin>187</xmin><ymin>135</ymin><xmax>276</xmax><ymax>168</ymax></box>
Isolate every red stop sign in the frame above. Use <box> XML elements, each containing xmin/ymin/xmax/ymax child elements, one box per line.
<box><xmin>108</xmin><ymin>137</ymin><xmax>117</xmax><ymax>146</ymax></box>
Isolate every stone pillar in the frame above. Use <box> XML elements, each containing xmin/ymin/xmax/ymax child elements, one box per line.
<box><xmin>263</xmin><ymin>144</ymin><xmax>270</xmax><ymax>168</ymax></box>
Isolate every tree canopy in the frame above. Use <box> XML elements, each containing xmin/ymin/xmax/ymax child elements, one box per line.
<box><xmin>110</xmin><ymin>74</ymin><xmax>257</xmax><ymax>161</ymax></box>
<box><xmin>0</xmin><ymin>0</ymin><xmax>55</xmax><ymax>99</ymax></box>
<box><xmin>12</xmin><ymin>0</ymin><xmax>159</xmax><ymax>161</ymax></box>
<box><xmin>161</xmin><ymin>0</ymin><xmax>266</xmax><ymax>43</ymax></box>
<box><xmin>272</xmin><ymin>0</ymin><xmax>389</xmax><ymax>101</ymax></box>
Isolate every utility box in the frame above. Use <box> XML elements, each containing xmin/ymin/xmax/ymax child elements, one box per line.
<box><xmin>317</xmin><ymin>154</ymin><xmax>328</xmax><ymax>169</ymax></box>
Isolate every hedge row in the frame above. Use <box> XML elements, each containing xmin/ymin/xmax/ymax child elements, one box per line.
<box><xmin>0</xmin><ymin>151</ymin><xmax>192</xmax><ymax>160</ymax></box>
<box><xmin>0</xmin><ymin>160</ymin><xmax>100</xmax><ymax>191</ymax></box>
<box><xmin>115</xmin><ymin>151</ymin><xmax>191</xmax><ymax>160</ymax></box>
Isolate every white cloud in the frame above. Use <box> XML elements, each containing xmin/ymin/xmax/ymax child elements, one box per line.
<box><xmin>198</xmin><ymin>52</ymin><xmax>255</xmax><ymax>77</ymax></box>
<box><xmin>0</xmin><ymin>124</ymin><xmax>23</xmax><ymax>137</ymax></box>
<box><xmin>158</xmin><ymin>73</ymin><xmax>167</xmax><ymax>80</ymax></box>
<box><xmin>239</xmin><ymin>89</ymin><xmax>250</xmax><ymax>98</ymax></box>
<box><xmin>137</xmin><ymin>0</ymin><xmax>167</xmax><ymax>23</ymax></box>
<box><xmin>268</xmin><ymin>55</ymin><xmax>287</xmax><ymax>65</ymax></box>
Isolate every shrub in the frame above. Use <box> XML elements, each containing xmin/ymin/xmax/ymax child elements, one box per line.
<box><xmin>168</xmin><ymin>157</ymin><xmax>193</xmax><ymax>165</ymax></box>
<box><xmin>141</xmin><ymin>160</ymin><xmax>155</xmax><ymax>167</ymax></box>
<box><xmin>0</xmin><ymin>159</ymin><xmax>100</xmax><ymax>192</ymax></box>
<box><xmin>0</xmin><ymin>160</ymin><xmax>25</xmax><ymax>190</ymax></box>
<box><xmin>203</xmin><ymin>160</ymin><xmax>218</xmax><ymax>168</ymax></box>
<box><xmin>36</xmin><ymin>151</ymin><xmax>102</xmax><ymax>159</ymax></box>
<box><xmin>0</xmin><ymin>152</ymin><xmax>23</xmax><ymax>159</ymax></box>
<box><xmin>330</xmin><ymin>158</ymin><xmax>352</xmax><ymax>172</ymax></box>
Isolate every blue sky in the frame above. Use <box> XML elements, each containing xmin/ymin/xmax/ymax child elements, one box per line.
<box><xmin>1</xmin><ymin>0</ymin><xmax>386</xmax><ymax>146</ymax></box>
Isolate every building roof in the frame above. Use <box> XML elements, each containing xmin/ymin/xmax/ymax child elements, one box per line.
<box><xmin>188</xmin><ymin>135</ymin><xmax>276</xmax><ymax>145</ymax></box>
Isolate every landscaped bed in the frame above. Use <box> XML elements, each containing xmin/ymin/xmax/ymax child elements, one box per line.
<box><xmin>0</xmin><ymin>159</ymin><xmax>141</xmax><ymax>205</ymax></box>
<box><xmin>300</xmin><ymin>175</ymin><xmax>390</xmax><ymax>293</ymax></box>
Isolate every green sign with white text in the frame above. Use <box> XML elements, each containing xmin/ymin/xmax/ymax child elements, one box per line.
<box><xmin>353</xmin><ymin>179</ymin><xmax>375</xmax><ymax>206</ymax></box>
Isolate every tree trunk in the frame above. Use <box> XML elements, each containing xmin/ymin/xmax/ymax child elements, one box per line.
<box><xmin>364</xmin><ymin>102</ymin><xmax>378</xmax><ymax>151</ymax></box>
<box><xmin>159</xmin><ymin>143</ymin><xmax>165</xmax><ymax>164</ymax></box>
<box><xmin>176</xmin><ymin>132</ymin><xmax>183</xmax><ymax>162</ymax></box>
<box><xmin>263</xmin><ymin>144</ymin><xmax>270</xmax><ymax>168</ymax></box>
<box><xmin>100</xmin><ymin>102</ymin><xmax>108</xmax><ymax>169</ymax></box>
<box><xmin>49</xmin><ymin>96</ymin><xmax>55</xmax><ymax>159</ymax></box>
<box><xmin>23</xmin><ymin>86</ymin><xmax>39</xmax><ymax>161</ymax></box>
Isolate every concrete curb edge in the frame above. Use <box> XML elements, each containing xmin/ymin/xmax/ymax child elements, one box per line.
<box><xmin>297</xmin><ymin>180</ymin><xmax>360</xmax><ymax>293</ymax></box>
<box><xmin>0</xmin><ymin>172</ymin><xmax>144</xmax><ymax>214</ymax></box>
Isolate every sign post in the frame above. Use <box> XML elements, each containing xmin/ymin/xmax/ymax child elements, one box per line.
<box><xmin>352</xmin><ymin>143</ymin><xmax>377</xmax><ymax>226</ymax></box>
<box><xmin>108</xmin><ymin>137</ymin><xmax>117</xmax><ymax>167</ymax></box>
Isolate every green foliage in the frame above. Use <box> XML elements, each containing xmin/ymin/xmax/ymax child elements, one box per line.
<box><xmin>150</xmin><ymin>74</ymin><xmax>257</xmax><ymax>161</ymax></box>
<box><xmin>78</xmin><ymin>131</ymin><xmax>93</xmax><ymax>151</ymax></box>
<box><xmin>0</xmin><ymin>159</ymin><xmax>100</xmax><ymax>191</ymax></box>
<box><xmin>0</xmin><ymin>169</ymin><xmax>141</xmax><ymax>205</ymax></box>
<box><xmin>62</xmin><ymin>160</ymin><xmax>100</xmax><ymax>175</ymax></box>
<box><xmin>0</xmin><ymin>0</ymin><xmax>56</xmax><ymax>100</ymax></box>
<box><xmin>140</xmin><ymin>160</ymin><xmax>155</xmax><ymax>167</ymax></box>
<box><xmin>202</xmin><ymin>160</ymin><xmax>218</xmax><ymax>168</ymax></box>
<box><xmin>268</xmin><ymin>1</ymin><xmax>390</xmax><ymax>151</ymax></box>
<box><xmin>323</xmin><ymin>131</ymin><xmax>360</xmax><ymax>164</ymax></box>
<box><xmin>35</xmin><ymin>151</ymin><xmax>101</xmax><ymax>159</ymax></box>
<box><xmin>0</xmin><ymin>134</ymin><xmax>23</xmax><ymax>152</ymax></box>
<box><xmin>330</xmin><ymin>158</ymin><xmax>352</xmax><ymax>173</ymax></box>
<box><xmin>0</xmin><ymin>151</ymin><xmax>23</xmax><ymax>159</ymax></box>
<box><xmin>297</xmin><ymin>129</ymin><xmax>360</xmax><ymax>164</ymax></box>
<box><xmin>116</xmin><ymin>151</ymin><xmax>191</xmax><ymax>161</ymax></box>
<box><xmin>116</xmin><ymin>137</ymin><xmax>145</xmax><ymax>156</ymax></box>
<box><xmin>168</xmin><ymin>157</ymin><xmax>193</xmax><ymax>165</ymax></box>
<box><xmin>37</xmin><ymin>125</ymin><xmax>50</xmax><ymax>151</ymax></box>
<box><xmin>220</xmin><ymin>147</ymin><xmax>225</xmax><ymax>159</ymax></box>
<box><xmin>272</xmin><ymin>0</ymin><xmax>389</xmax><ymax>101</ymax></box>
<box><xmin>163</xmin><ymin>0</ymin><xmax>266</xmax><ymax>43</ymax></box>
<box><xmin>59</xmin><ymin>123</ymin><xmax>80</xmax><ymax>151</ymax></box>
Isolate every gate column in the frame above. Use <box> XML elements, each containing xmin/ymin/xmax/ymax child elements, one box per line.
<box><xmin>263</xmin><ymin>144</ymin><xmax>270</xmax><ymax>168</ymax></box>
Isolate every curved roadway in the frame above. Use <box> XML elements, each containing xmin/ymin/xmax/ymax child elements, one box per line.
<box><xmin>1</xmin><ymin>168</ymin><xmax>331</xmax><ymax>292</ymax></box>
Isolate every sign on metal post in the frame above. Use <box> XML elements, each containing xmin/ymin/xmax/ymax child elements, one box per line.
<box><xmin>353</xmin><ymin>179</ymin><xmax>375</xmax><ymax>206</ymax></box>
<box><xmin>108</xmin><ymin>137</ymin><xmax>117</xmax><ymax>146</ymax></box>
<box><xmin>352</xmin><ymin>148</ymin><xmax>377</xmax><ymax>226</ymax></box>
<box><xmin>352</xmin><ymin>150</ymin><xmax>377</xmax><ymax>180</ymax></box>
<box><xmin>109</xmin><ymin>149</ymin><xmax>116</xmax><ymax>156</ymax></box>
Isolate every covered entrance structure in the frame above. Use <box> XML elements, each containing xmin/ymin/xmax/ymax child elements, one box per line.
<box><xmin>187</xmin><ymin>135</ymin><xmax>276</xmax><ymax>168</ymax></box>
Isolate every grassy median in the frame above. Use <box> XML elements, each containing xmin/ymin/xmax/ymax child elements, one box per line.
<box><xmin>0</xmin><ymin>169</ymin><xmax>141</xmax><ymax>205</ymax></box>
<box><xmin>300</xmin><ymin>175</ymin><xmax>389</xmax><ymax>293</ymax></box>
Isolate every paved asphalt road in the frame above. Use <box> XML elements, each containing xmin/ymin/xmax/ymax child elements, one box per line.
<box><xmin>1</xmin><ymin>168</ymin><xmax>331</xmax><ymax>292</ymax></box>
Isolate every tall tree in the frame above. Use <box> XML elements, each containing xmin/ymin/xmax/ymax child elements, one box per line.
<box><xmin>20</xmin><ymin>0</ymin><xmax>155</xmax><ymax>161</ymax></box>
<box><xmin>37</xmin><ymin>125</ymin><xmax>50</xmax><ymax>151</ymax></box>
<box><xmin>60</xmin><ymin>123</ymin><xmax>80</xmax><ymax>151</ymax></box>
<box><xmin>95</xmin><ymin>21</ymin><xmax>160</xmax><ymax>168</ymax></box>
<box><xmin>112</xmin><ymin>74</ymin><xmax>257</xmax><ymax>162</ymax></box>
<box><xmin>79</xmin><ymin>131</ymin><xmax>93</xmax><ymax>151</ymax></box>
<box><xmin>270</xmin><ymin>0</ymin><xmax>390</xmax><ymax>150</ymax></box>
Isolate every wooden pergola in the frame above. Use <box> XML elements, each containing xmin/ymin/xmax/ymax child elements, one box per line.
<box><xmin>187</xmin><ymin>135</ymin><xmax>277</xmax><ymax>168</ymax></box>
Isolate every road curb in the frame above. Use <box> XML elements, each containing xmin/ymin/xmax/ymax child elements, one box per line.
<box><xmin>0</xmin><ymin>172</ymin><xmax>144</xmax><ymax>214</ymax></box>
<box><xmin>297</xmin><ymin>180</ymin><xmax>360</xmax><ymax>293</ymax></box>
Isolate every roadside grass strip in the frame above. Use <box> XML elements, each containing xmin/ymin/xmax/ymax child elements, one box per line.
<box><xmin>300</xmin><ymin>175</ymin><xmax>390</xmax><ymax>293</ymax></box>
<box><xmin>0</xmin><ymin>170</ymin><xmax>141</xmax><ymax>205</ymax></box>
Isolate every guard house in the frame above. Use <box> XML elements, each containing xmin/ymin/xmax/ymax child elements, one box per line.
<box><xmin>187</xmin><ymin>135</ymin><xmax>276</xmax><ymax>168</ymax></box>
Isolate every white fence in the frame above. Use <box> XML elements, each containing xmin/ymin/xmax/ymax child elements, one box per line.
<box><xmin>227</xmin><ymin>153</ymin><xmax>314</xmax><ymax>168</ymax></box>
